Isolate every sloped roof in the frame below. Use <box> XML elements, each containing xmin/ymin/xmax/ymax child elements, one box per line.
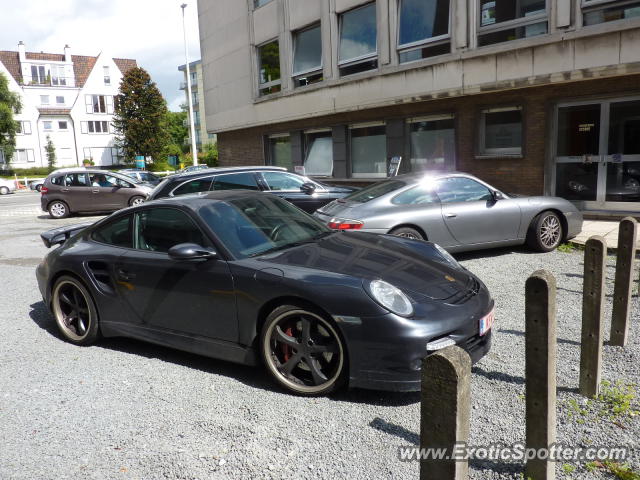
<box><xmin>0</xmin><ymin>50</ymin><xmax>137</xmax><ymax>88</ymax></box>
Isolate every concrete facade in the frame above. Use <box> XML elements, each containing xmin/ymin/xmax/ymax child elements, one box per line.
<box><xmin>198</xmin><ymin>0</ymin><xmax>640</xmax><ymax>213</ymax></box>
<box><xmin>0</xmin><ymin>43</ymin><xmax>137</xmax><ymax>168</ymax></box>
<box><xmin>178</xmin><ymin>60</ymin><xmax>216</xmax><ymax>149</ymax></box>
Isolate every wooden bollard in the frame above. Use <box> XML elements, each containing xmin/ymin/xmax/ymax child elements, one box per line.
<box><xmin>611</xmin><ymin>217</ymin><xmax>638</xmax><ymax>347</ymax></box>
<box><xmin>420</xmin><ymin>345</ymin><xmax>471</xmax><ymax>480</ymax></box>
<box><xmin>580</xmin><ymin>236</ymin><xmax>606</xmax><ymax>398</ymax></box>
<box><xmin>525</xmin><ymin>270</ymin><xmax>557</xmax><ymax>480</ymax></box>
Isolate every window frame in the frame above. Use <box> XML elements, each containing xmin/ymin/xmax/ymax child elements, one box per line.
<box><xmin>478</xmin><ymin>106</ymin><xmax>524</xmax><ymax>157</ymax></box>
<box><xmin>581</xmin><ymin>0</ymin><xmax>640</xmax><ymax>26</ymax></box>
<box><xmin>169</xmin><ymin>175</ymin><xmax>215</xmax><ymax>197</ymax></box>
<box><xmin>132</xmin><ymin>207</ymin><xmax>210</xmax><ymax>253</ymax></box>
<box><xmin>349</xmin><ymin>121</ymin><xmax>388</xmax><ymax>179</ymax></box>
<box><xmin>435</xmin><ymin>176</ymin><xmax>495</xmax><ymax>204</ymax></box>
<box><xmin>211</xmin><ymin>171</ymin><xmax>262</xmax><ymax>191</ymax></box>
<box><xmin>253</xmin><ymin>0</ymin><xmax>273</xmax><ymax>8</ymax></box>
<box><xmin>91</xmin><ymin>214</ymin><xmax>134</xmax><ymax>250</ymax></box>
<box><xmin>303</xmin><ymin>128</ymin><xmax>334</xmax><ymax>177</ymax></box>
<box><xmin>476</xmin><ymin>0</ymin><xmax>549</xmax><ymax>43</ymax></box>
<box><xmin>338</xmin><ymin>2</ymin><xmax>378</xmax><ymax>72</ymax></box>
<box><xmin>397</xmin><ymin>0</ymin><xmax>452</xmax><ymax>61</ymax></box>
<box><xmin>291</xmin><ymin>23</ymin><xmax>323</xmax><ymax>87</ymax></box>
<box><xmin>43</xmin><ymin>121</ymin><xmax>53</xmax><ymax>132</ymax></box>
<box><xmin>260</xmin><ymin>171</ymin><xmax>323</xmax><ymax>192</ymax></box>
<box><xmin>256</xmin><ymin>38</ymin><xmax>282</xmax><ymax>97</ymax></box>
<box><xmin>267</xmin><ymin>133</ymin><xmax>292</xmax><ymax>171</ymax></box>
<box><xmin>40</xmin><ymin>95</ymin><xmax>50</xmax><ymax>105</ymax></box>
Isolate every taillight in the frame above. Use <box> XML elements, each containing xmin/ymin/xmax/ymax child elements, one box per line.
<box><xmin>328</xmin><ymin>218</ymin><xmax>364</xmax><ymax>230</ymax></box>
<box><xmin>40</xmin><ymin>186</ymin><xmax>48</xmax><ymax>194</ymax></box>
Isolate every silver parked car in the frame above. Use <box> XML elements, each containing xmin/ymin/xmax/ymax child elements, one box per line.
<box><xmin>314</xmin><ymin>172</ymin><xmax>583</xmax><ymax>253</ymax></box>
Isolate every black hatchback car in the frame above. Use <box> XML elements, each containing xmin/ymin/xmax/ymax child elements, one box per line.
<box><xmin>147</xmin><ymin>166</ymin><xmax>357</xmax><ymax>213</ymax></box>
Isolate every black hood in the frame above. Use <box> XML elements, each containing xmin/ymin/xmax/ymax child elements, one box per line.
<box><xmin>258</xmin><ymin>232</ymin><xmax>475</xmax><ymax>301</ymax></box>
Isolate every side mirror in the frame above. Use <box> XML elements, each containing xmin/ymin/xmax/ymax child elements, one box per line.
<box><xmin>492</xmin><ymin>191</ymin><xmax>505</xmax><ymax>201</ymax></box>
<box><xmin>300</xmin><ymin>182</ymin><xmax>316</xmax><ymax>195</ymax></box>
<box><xmin>168</xmin><ymin>243</ymin><xmax>217</xmax><ymax>261</ymax></box>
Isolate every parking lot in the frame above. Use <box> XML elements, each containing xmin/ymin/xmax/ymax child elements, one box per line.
<box><xmin>1</xmin><ymin>190</ymin><xmax>638</xmax><ymax>480</ymax></box>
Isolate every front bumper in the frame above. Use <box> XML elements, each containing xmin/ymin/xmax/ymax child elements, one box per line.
<box><xmin>564</xmin><ymin>210</ymin><xmax>584</xmax><ymax>240</ymax></box>
<box><xmin>336</xmin><ymin>302</ymin><xmax>494</xmax><ymax>392</ymax></box>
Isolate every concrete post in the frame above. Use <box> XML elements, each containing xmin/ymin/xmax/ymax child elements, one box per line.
<box><xmin>580</xmin><ymin>236</ymin><xmax>606</xmax><ymax>398</ymax></box>
<box><xmin>610</xmin><ymin>217</ymin><xmax>638</xmax><ymax>347</ymax></box>
<box><xmin>420</xmin><ymin>345</ymin><xmax>471</xmax><ymax>480</ymax></box>
<box><xmin>525</xmin><ymin>270</ymin><xmax>557</xmax><ymax>480</ymax></box>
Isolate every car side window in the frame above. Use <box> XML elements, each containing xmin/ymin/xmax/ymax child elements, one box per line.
<box><xmin>212</xmin><ymin>172</ymin><xmax>259</xmax><ymax>191</ymax></box>
<box><xmin>261</xmin><ymin>172</ymin><xmax>308</xmax><ymax>191</ymax></box>
<box><xmin>115</xmin><ymin>177</ymin><xmax>134</xmax><ymax>188</ymax></box>
<box><xmin>134</xmin><ymin>208</ymin><xmax>207</xmax><ymax>253</ymax></box>
<box><xmin>91</xmin><ymin>215</ymin><xmax>132</xmax><ymax>248</ymax></box>
<box><xmin>435</xmin><ymin>177</ymin><xmax>493</xmax><ymax>203</ymax></box>
<box><xmin>64</xmin><ymin>173</ymin><xmax>89</xmax><ymax>187</ymax></box>
<box><xmin>172</xmin><ymin>176</ymin><xmax>214</xmax><ymax>197</ymax></box>
<box><xmin>392</xmin><ymin>186</ymin><xmax>438</xmax><ymax>205</ymax></box>
<box><xmin>51</xmin><ymin>175</ymin><xmax>64</xmax><ymax>186</ymax></box>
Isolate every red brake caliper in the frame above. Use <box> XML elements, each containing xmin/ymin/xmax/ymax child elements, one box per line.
<box><xmin>282</xmin><ymin>326</ymin><xmax>294</xmax><ymax>362</ymax></box>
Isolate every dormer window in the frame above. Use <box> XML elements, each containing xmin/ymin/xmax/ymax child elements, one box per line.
<box><xmin>51</xmin><ymin>65</ymin><xmax>66</xmax><ymax>86</ymax></box>
<box><xmin>31</xmin><ymin>65</ymin><xmax>47</xmax><ymax>85</ymax></box>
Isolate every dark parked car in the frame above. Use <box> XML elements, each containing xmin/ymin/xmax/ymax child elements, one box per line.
<box><xmin>118</xmin><ymin>169</ymin><xmax>162</xmax><ymax>186</ymax></box>
<box><xmin>41</xmin><ymin>169</ymin><xmax>153</xmax><ymax>219</ymax></box>
<box><xmin>147</xmin><ymin>166</ymin><xmax>357</xmax><ymax>213</ymax></box>
<box><xmin>37</xmin><ymin>191</ymin><xmax>493</xmax><ymax>395</ymax></box>
<box><xmin>314</xmin><ymin>172</ymin><xmax>583</xmax><ymax>253</ymax></box>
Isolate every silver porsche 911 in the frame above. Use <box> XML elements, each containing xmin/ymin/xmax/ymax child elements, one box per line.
<box><xmin>314</xmin><ymin>172</ymin><xmax>583</xmax><ymax>253</ymax></box>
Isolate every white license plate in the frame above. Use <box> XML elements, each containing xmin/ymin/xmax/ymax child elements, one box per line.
<box><xmin>479</xmin><ymin>308</ymin><xmax>495</xmax><ymax>336</ymax></box>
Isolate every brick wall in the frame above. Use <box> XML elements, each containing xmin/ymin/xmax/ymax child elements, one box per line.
<box><xmin>217</xmin><ymin>74</ymin><xmax>640</xmax><ymax>196</ymax></box>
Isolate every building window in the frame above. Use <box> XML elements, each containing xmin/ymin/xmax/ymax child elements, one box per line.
<box><xmin>103</xmin><ymin>66</ymin><xmax>111</xmax><ymax>86</ymax></box>
<box><xmin>268</xmin><ymin>134</ymin><xmax>292</xmax><ymax>171</ymax></box>
<box><xmin>13</xmin><ymin>149</ymin><xmax>34</xmax><ymax>163</ymax></box>
<box><xmin>339</xmin><ymin>3</ymin><xmax>378</xmax><ymax>76</ymax></box>
<box><xmin>17</xmin><ymin>121</ymin><xmax>32</xmax><ymax>135</ymax></box>
<box><xmin>257</xmin><ymin>40</ymin><xmax>281</xmax><ymax>96</ymax></box>
<box><xmin>583</xmin><ymin>0</ymin><xmax>640</xmax><ymax>25</ymax></box>
<box><xmin>43</xmin><ymin>121</ymin><xmax>53</xmax><ymax>131</ymax></box>
<box><xmin>31</xmin><ymin>65</ymin><xmax>46</xmax><ymax>84</ymax></box>
<box><xmin>82</xmin><ymin>121</ymin><xmax>109</xmax><ymax>134</ymax></box>
<box><xmin>86</xmin><ymin>94</ymin><xmax>111</xmax><ymax>114</ymax></box>
<box><xmin>478</xmin><ymin>0</ymin><xmax>548</xmax><ymax>47</ymax></box>
<box><xmin>56</xmin><ymin>96</ymin><xmax>65</xmax><ymax>105</ymax></box>
<box><xmin>190</xmin><ymin>71</ymin><xmax>197</xmax><ymax>85</ymax></box>
<box><xmin>254</xmin><ymin>0</ymin><xmax>273</xmax><ymax>8</ymax></box>
<box><xmin>350</xmin><ymin>123</ymin><xmax>387</xmax><ymax>177</ymax></box>
<box><xmin>398</xmin><ymin>0</ymin><xmax>451</xmax><ymax>63</ymax></box>
<box><xmin>59</xmin><ymin>148</ymin><xmax>72</xmax><ymax>162</ymax></box>
<box><xmin>304</xmin><ymin>130</ymin><xmax>333</xmax><ymax>176</ymax></box>
<box><xmin>58</xmin><ymin>121</ymin><xmax>68</xmax><ymax>130</ymax></box>
<box><xmin>292</xmin><ymin>24</ymin><xmax>323</xmax><ymax>88</ymax></box>
<box><xmin>479</xmin><ymin>107</ymin><xmax>523</xmax><ymax>156</ymax></box>
<box><xmin>40</xmin><ymin>95</ymin><xmax>50</xmax><ymax>105</ymax></box>
<box><xmin>408</xmin><ymin>115</ymin><xmax>456</xmax><ymax>171</ymax></box>
<box><xmin>51</xmin><ymin>65</ymin><xmax>66</xmax><ymax>86</ymax></box>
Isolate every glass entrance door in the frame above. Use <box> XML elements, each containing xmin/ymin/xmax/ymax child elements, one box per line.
<box><xmin>553</xmin><ymin>98</ymin><xmax>640</xmax><ymax>212</ymax></box>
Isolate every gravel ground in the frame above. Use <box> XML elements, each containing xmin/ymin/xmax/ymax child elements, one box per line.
<box><xmin>0</xmin><ymin>198</ymin><xmax>638</xmax><ymax>479</ymax></box>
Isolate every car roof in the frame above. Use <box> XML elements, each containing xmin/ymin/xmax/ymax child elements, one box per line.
<box><xmin>47</xmin><ymin>169</ymin><xmax>138</xmax><ymax>181</ymax></box>
<box><xmin>145</xmin><ymin>190</ymin><xmax>266</xmax><ymax>210</ymax></box>
<box><xmin>171</xmin><ymin>165</ymin><xmax>287</xmax><ymax>179</ymax></box>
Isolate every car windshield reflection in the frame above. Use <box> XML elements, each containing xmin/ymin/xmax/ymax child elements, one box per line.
<box><xmin>199</xmin><ymin>196</ymin><xmax>331</xmax><ymax>258</ymax></box>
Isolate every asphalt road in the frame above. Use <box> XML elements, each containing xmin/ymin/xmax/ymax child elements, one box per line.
<box><xmin>0</xmin><ymin>195</ymin><xmax>638</xmax><ymax>479</ymax></box>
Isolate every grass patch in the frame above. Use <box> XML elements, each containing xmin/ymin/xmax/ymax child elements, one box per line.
<box><xmin>557</xmin><ymin>242</ymin><xmax>577</xmax><ymax>253</ymax></box>
<box><xmin>597</xmin><ymin>381</ymin><xmax>639</xmax><ymax>420</ymax></box>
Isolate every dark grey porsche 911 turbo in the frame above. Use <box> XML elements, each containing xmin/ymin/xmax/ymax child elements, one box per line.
<box><xmin>36</xmin><ymin>191</ymin><xmax>493</xmax><ymax>395</ymax></box>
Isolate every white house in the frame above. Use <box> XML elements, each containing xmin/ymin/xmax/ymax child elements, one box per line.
<box><xmin>0</xmin><ymin>42</ymin><xmax>137</xmax><ymax>168</ymax></box>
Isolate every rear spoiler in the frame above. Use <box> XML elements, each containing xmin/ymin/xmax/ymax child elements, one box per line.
<box><xmin>40</xmin><ymin>222</ymin><xmax>95</xmax><ymax>248</ymax></box>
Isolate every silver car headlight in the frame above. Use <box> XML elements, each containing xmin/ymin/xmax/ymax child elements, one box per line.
<box><xmin>368</xmin><ymin>279</ymin><xmax>413</xmax><ymax>317</ymax></box>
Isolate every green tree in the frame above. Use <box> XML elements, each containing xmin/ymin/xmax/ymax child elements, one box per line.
<box><xmin>45</xmin><ymin>135</ymin><xmax>56</xmax><ymax>169</ymax></box>
<box><xmin>112</xmin><ymin>67</ymin><xmax>169</xmax><ymax>163</ymax></box>
<box><xmin>0</xmin><ymin>73</ymin><xmax>22</xmax><ymax>164</ymax></box>
<box><xmin>164</xmin><ymin>110</ymin><xmax>188</xmax><ymax>153</ymax></box>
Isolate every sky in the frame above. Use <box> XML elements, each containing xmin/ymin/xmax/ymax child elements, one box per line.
<box><xmin>0</xmin><ymin>0</ymin><xmax>201</xmax><ymax>111</ymax></box>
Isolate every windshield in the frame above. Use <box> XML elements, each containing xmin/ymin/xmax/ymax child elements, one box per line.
<box><xmin>199</xmin><ymin>195</ymin><xmax>331</xmax><ymax>258</ymax></box>
<box><xmin>343</xmin><ymin>180</ymin><xmax>406</xmax><ymax>203</ymax></box>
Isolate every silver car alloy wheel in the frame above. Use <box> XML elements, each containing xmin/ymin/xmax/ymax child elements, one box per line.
<box><xmin>540</xmin><ymin>215</ymin><xmax>561</xmax><ymax>249</ymax></box>
<box><xmin>130</xmin><ymin>197</ymin><xmax>145</xmax><ymax>206</ymax></box>
<box><xmin>49</xmin><ymin>202</ymin><xmax>67</xmax><ymax>218</ymax></box>
<box><xmin>396</xmin><ymin>232</ymin><xmax>421</xmax><ymax>240</ymax></box>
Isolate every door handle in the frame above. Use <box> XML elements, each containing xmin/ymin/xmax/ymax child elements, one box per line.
<box><xmin>444</xmin><ymin>212</ymin><xmax>457</xmax><ymax>218</ymax></box>
<box><xmin>116</xmin><ymin>269</ymin><xmax>136</xmax><ymax>281</ymax></box>
<box><xmin>92</xmin><ymin>189</ymin><xmax>100</xmax><ymax>193</ymax></box>
<box><xmin>61</xmin><ymin>188</ymin><xmax>70</xmax><ymax>192</ymax></box>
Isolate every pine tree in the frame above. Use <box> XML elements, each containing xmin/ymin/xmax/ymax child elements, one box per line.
<box><xmin>0</xmin><ymin>73</ymin><xmax>22</xmax><ymax>164</ymax></box>
<box><xmin>45</xmin><ymin>135</ymin><xmax>56</xmax><ymax>169</ymax></box>
<box><xmin>112</xmin><ymin>67</ymin><xmax>169</xmax><ymax>163</ymax></box>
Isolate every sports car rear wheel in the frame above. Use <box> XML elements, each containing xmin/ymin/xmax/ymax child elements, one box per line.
<box><xmin>389</xmin><ymin>226</ymin><xmax>424</xmax><ymax>240</ymax></box>
<box><xmin>261</xmin><ymin>305</ymin><xmax>346</xmax><ymax>396</ymax></box>
<box><xmin>527</xmin><ymin>210</ymin><xmax>563</xmax><ymax>252</ymax></box>
<box><xmin>52</xmin><ymin>276</ymin><xmax>100</xmax><ymax>345</ymax></box>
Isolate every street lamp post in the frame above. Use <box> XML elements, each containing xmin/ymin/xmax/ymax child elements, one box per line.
<box><xmin>181</xmin><ymin>3</ymin><xmax>198</xmax><ymax>166</ymax></box>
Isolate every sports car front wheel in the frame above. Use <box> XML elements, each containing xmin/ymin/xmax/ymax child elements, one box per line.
<box><xmin>52</xmin><ymin>276</ymin><xmax>100</xmax><ymax>345</ymax></box>
<box><xmin>261</xmin><ymin>305</ymin><xmax>346</xmax><ymax>396</ymax></box>
<box><xmin>527</xmin><ymin>210</ymin><xmax>564</xmax><ymax>252</ymax></box>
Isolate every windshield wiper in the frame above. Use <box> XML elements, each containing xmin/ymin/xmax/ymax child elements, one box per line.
<box><xmin>250</xmin><ymin>231</ymin><xmax>334</xmax><ymax>257</ymax></box>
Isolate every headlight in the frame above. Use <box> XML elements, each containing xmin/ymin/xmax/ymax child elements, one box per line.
<box><xmin>433</xmin><ymin>243</ymin><xmax>462</xmax><ymax>269</ymax></box>
<box><xmin>368</xmin><ymin>279</ymin><xmax>414</xmax><ymax>317</ymax></box>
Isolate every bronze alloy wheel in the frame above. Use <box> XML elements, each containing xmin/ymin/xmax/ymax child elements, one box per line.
<box><xmin>262</xmin><ymin>306</ymin><xmax>345</xmax><ymax>395</ymax></box>
<box><xmin>52</xmin><ymin>276</ymin><xmax>99</xmax><ymax>345</ymax></box>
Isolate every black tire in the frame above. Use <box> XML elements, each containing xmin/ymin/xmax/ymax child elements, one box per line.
<box><xmin>0</xmin><ymin>186</ymin><xmax>9</xmax><ymax>195</ymax></box>
<box><xmin>526</xmin><ymin>210</ymin><xmax>563</xmax><ymax>252</ymax></box>
<box><xmin>48</xmin><ymin>200</ymin><xmax>70</xmax><ymax>219</ymax></box>
<box><xmin>129</xmin><ymin>196</ymin><xmax>145</xmax><ymax>207</ymax></box>
<box><xmin>51</xmin><ymin>275</ymin><xmax>100</xmax><ymax>346</ymax></box>
<box><xmin>260</xmin><ymin>304</ymin><xmax>347</xmax><ymax>396</ymax></box>
<box><xmin>35</xmin><ymin>184</ymin><xmax>42</xmax><ymax>192</ymax></box>
<box><xmin>389</xmin><ymin>226</ymin><xmax>425</xmax><ymax>241</ymax></box>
